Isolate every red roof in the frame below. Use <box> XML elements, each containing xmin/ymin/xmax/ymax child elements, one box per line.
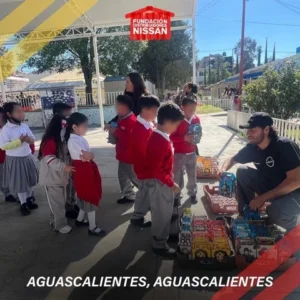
<box><xmin>125</xmin><ymin>6</ymin><xmax>175</xmax><ymax>18</ymax></box>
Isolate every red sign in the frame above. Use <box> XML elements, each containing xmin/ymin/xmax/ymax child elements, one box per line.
<box><xmin>125</xmin><ymin>6</ymin><xmax>175</xmax><ymax>41</ymax></box>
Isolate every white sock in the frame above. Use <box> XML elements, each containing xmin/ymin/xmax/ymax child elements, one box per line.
<box><xmin>77</xmin><ymin>209</ymin><xmax>85</xmax><ymax>222</ymax></box>
<box><xmin>18</xmin><ymin>192</ymin><xmax>27</xmax><ymax>205</ymax></box>
<box><xmin>87</xmin><ymin>211</ymin><xmax>97</xmax><ymax>231</ymax></box>
<box><xmin>26</xmin><ymin>187</ymin><xmax>33</xmax><ymax>199</ymax></box>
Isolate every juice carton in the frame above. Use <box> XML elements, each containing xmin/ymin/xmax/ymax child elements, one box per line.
<box><xmin>189</xmin><ymin>123</ymin><xmax>202</xmax><ymax>144</ymax></box>
<box><xmin>219</xmin><ymin>172</ymin><xmax>236</xmax><ymax>198</ymax></box>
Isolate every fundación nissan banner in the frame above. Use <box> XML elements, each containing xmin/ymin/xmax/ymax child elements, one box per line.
<box><xmin>0</xmin><ymin>0</ymin><xmax>97</xmax><ymax>82</ymax></box>
<box><xmin>125</xmin><ymin>6</ymin><xmax>175</xmax><ymax>40</ymax></box>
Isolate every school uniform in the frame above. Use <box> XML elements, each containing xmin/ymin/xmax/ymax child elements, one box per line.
<box><xmin>68</xmin><ymin>134</ymin><xmax>102</xmax><ymax>212</ymax></box>
<box><xmin>0</xmin><ymin>121</ymin><xmax>38</xmax><ymax>197</ymax></box>
<box><xmin>130</xmin><ymin>116</ymin><xmax>153</xmax><ymax>220</ymax></box>
<box><xmin>170</xmin><ymin>115</ymin><xmax>200</xmax><ymax>200</ymax></box>
<box><xmin>39</xmin><ymin>138</ymin><xmax>69</xmax><ymax>231</ymax></box>
<box><xmin>0</xmin><ymin>148</ymin><xmax>10</xmax><ymax>198</ymax></box>
<box><xmin>114</xmin><ymin>112</ymin><xmax>138</xmax><ymax>200</ymax></box>
<box><xmin>145</xmin><ymin>129</ymin><xmax>175</xmax><ymax>249</ymax></box>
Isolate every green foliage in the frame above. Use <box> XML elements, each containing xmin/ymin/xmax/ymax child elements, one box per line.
<box><xmin>234</xmin><ymin>37</ymin><xmax>257</xmax><ymax>71</ymax></box>
<box><xmin>244</xmin><ymin>62</ymin><xmax>300</xmax><ymax>119</ymax></box>
<box><xmin>196</xmin><ymin>104</ymin><xmax>223</xmax><ymax>114</ymax></box>
<box><xmin>257</xmin><ymin>46</ymin><xmax>262</xmax><ymax>66</ymax></box>
<box><xmin>134</xmin><ymin>21</ymin><xmax>192</xmax><ymax>95</ymax></box>
<box><xmin>0</xmin><ymin>46</ymin><xmax>14</xmax><ymax>79</ymax></box>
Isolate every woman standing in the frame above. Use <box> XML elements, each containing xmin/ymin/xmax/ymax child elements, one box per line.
<box><xmin>174</xmin><ymin>82</ymin><xmax>198</xmax><ymax>107</ymax></box>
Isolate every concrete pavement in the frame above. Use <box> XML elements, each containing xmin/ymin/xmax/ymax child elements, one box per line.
<box><xmin>0</xmin><ymin>115</ymin><xmax>297</xmax><ymax>300</ymax></box>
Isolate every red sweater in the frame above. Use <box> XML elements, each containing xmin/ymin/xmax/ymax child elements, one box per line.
<box><xmin>170</xmin><ymin>115</ymin><xmax>200</xmax><ymax>154</ymax></box>
<box><xmin>130</xmin><ymin>118</ymin><xmax>153</xmax><ymax>179</ymax></box>
<box><xmin>145</xmin><ymin>130</ymin><xmax>174</xmax><ymax>187</ymax></box>
<box><xmin>114</xmin><ymin>113</ymin><xmax>136</xmax><ymax>164</ymax></box>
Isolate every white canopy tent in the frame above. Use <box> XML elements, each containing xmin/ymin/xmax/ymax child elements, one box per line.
<box><xmin>0</xmin><ymin>0</ymin><xmax>198</xmax><ymax>128</ymax></box>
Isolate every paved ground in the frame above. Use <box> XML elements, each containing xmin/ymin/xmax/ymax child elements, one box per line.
<box><xmin>0</xmin><ymin>114</ymin><xmax>298</xmax><ymax>300</ymax></box>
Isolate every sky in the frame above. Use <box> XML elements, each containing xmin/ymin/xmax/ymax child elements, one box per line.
<box><xmin>195</xmin><ymin>0</ymin><xmax>300</xmax><ymax>60</ymax></box>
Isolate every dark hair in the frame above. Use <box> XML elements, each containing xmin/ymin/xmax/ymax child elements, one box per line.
<box><xmin>157</xmin><ymin>102</ymin><xmax>184</xmax><ymax>125</ymax></box>
<box><xmin>268</xmin><ymin>126</ymin><xmax>278</xmax><ymax>140</ymax></box>
<box><xmin>186</xmin><ymin>82</ymin><xmax>198</xmax><ymax>94</ymax></box>
<box><xmin>139</xmin><ymin>95</ymin><xmax>160</xmax><ymax>110</ymax></box>
<box><xmin>182</xmin><ymin>96</ymin><xmax>197</xmax><ymax>106</ymax></box>
<box><xmin>126</xmin><ymin>72</ymin><xmax>147</xmax><ymax>99</ymax></box>
<box><xmin>0</xmin><ymin>107</ymin><xmax>4</xmax><ymax>114</ymax></box>
<box><xmin>65</xmin><ymin>112</ymin><xmax>88</xmax><ymax>142</ymax></box>
<box><xmin>52</xmin><ymin>102</ymin><xmax>72</xmax><ymax>115</ymax></box>
<box><xmin>38</xmin><ymin>115</ymin><xmax>64</xmax><ymax>160</ymax></box>
<box><xmin>3</xmin><ymin>102</ymin><xmax>21</xmax><ymax>122</ymax></box>
<box><xmin>116</xmin><ymin>95</ymin><xmax>134</xmax><ymax>111</ymax></box>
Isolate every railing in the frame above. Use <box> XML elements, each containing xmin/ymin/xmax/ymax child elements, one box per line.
<box><xmin>201</xmin><ymin>98</ymin><xmax>233</xmax><ymax>111</ymax></box>
<box><xmin>76</xmin><ymin>91</ymin><xmax>123</xmax><ymax>107</ymax></box>
<box><xmin>1</xmin><ymin>96</ymin><xmax>42</xmax><ymax>111</ymax></box>
<box><xmin>227</xmin><ymin>111</ymin><xmax>300</xmax><ymax>146</ymax></box>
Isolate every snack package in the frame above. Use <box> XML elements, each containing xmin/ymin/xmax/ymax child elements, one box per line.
<box><xmin>256</xmin><ymin>237</ymin><xmax>276</xmax><ymax>260</ymax></box>
<box><xmin>189</xmin><ymin>123</ymin><xmax>202</xmax><ymax>144</ymax></box>
<box><xmin>236</xmin><ymin>238</ymin><xmax>257</xmax><ymax>262</ymax></box>
<box><xmin>192</xmin><ymin>242</ymin><xmax>212</xmax><ymax>259</ymax></box>
<box><xmin>107</xmin><ymin>122</ymin><xmax>118</xmax><ymax>145</ymax></box>
<box><xmin>219</xmin><ymin>172</ymin><xmax>236</xmax><ymax>198</ymax></box>
<box><xmin>244</xmin><ymin>206</ymin><xmax>261</xmax><ymax>221</ymax></box>
<box><xmin>181</xmin><ymin>215</ymin><xmax>192</xmax><ymax>225</ymax></box>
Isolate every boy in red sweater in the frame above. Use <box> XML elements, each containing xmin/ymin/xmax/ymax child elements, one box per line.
<box><xmin>146</xmin><ymin>102</ymin><xmax>184</xmax><ymax>258</ymax></box>
<box><xmin>130</xmin><ymin>95</ymin><xmax>160</xmax><ymax>227</ymax></box>
<box><xmin>170</xmin><ymin>97</ymin><xmax>200</xmax><ymax>204</ymax></box>
<box><xmin>110</xmin><ymin>95</ymin><xmax>138</xmax><ymax>204</ymax></box>
<box><xmin>0</xmin><ymin>108</ymin><xmax>16</xmax><ymax>202</ymax></box>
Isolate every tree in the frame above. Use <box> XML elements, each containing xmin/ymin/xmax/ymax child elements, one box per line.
<box><xmin>272</xmin><ymin>43</ymin><xmax>276</xmax><ymax>61</ymax></box>
<box><xmin>23</xmin><ymin>27</ymin><xmax>145</xmax><ymax>95</ymax></box>
<box><xmin>257</xmin><ymin>46</ymin><xmax>262</xmax><ymax>66</ymax></box>
<box><xmin>234</xmin><ymin>37</ymin><xmax>257</xmax><ymax>71</ymax></box>
<box><xmin>213</xmin><ymin>54</ymin><xmax>224</xmax><ymax>82</ymax></box>
<box><xmin>0</xmin><ymin>46</ymin><xmax>15</xmax><ymax>80</ymax></box>
<box><xmin>264</xmin><ymin>38</ymin><xmax>268</xmax><ymax>64</ymax></box>
<box><xmin>244</xmin><ymin>62</ymin><xmax>300</xmax><ymax>119</ymax></box>
<box><xmin>135</xmin><ymin>21</ymin><xmax>192</xmax><ymax>96</ymax></box>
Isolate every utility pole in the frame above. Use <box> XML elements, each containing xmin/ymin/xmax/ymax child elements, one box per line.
<box><xmin>238</xmin><ymin>0</ymin><xmax>247</xmax><ymax>111</ymax></box>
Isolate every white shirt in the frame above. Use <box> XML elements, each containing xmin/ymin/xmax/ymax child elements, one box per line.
<box><xmin>0</xmin><ymin>121</ymin><xmax>35</xmax><ymax>157</ymax></box>
<box><xmin>137</xmin><ymin>115</ymin><xmax>153</xmax><ymax>130</ymax></box>
<box><xmin>154</xmin><ymin>128</ymin><xmax>170</xmax><ymax>141</ymax></box>
<box><xmin>68</xmin><ymin>134</ymin><xmax>90</xmax><ymax>160</ymax></box>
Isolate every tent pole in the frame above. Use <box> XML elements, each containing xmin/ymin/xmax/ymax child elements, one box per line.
<box><xmin>92</xmin><ymin>34</ymin><xmax>105</xmax><ymax>129</ymax></box>
<box><xmin>192</xmin><ymin>13</ymin><xmax>196</xmax><ymax>84</ymax></box>
<box><xmin>0</xmin><ymin>65</ymin><xmax>6</xmax><ymax>103</ymax></box>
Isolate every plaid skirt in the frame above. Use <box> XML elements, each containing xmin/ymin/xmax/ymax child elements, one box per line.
<box><xmin>4</xmin><ymin>155</ymin><xmax>38</xmax><ymax>194</ymax></box>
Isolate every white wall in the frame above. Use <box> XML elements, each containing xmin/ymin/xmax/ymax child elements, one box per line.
<box><xmin>24</xmin><ymin>111</ymin><xmax>44</xmax><ymax>128</ymax></box>
<box><xmin>227</xmin><ymin>111</ymin><xmax>251</xmax><ymax>131</ymax></box>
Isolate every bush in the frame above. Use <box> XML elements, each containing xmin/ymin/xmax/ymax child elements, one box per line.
<box><xmin>244</xmin><ymin>61</ymin><xmax>300</xmax><ymax>119</ymax></box>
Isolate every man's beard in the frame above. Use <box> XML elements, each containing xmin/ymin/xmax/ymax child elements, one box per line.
<box><xmin>250</xmin><ymin>132</ymin><xmax>265</xmax><ymax>145</ymax></box>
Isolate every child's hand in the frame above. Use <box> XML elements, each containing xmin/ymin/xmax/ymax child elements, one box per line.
<box><xmin>171</xmin><ymin>183</ymin><xmax>181</xmax><ymax>193</ymax></box>
<box><xmin>64</xmin><ymin>165</ymin><xmax>75</xmax><ymax>173</ymax></box>
<box><xmin>184</xmin><ymin>134</ymin><xmax>193</xmax><ymax>144</ymax></box>
<box><xmin>104</xmin><ymin>124</ymin><xmax>111</xmax><ymax>132</ymax></box>
<box><xmin>80</xmin><ymin>155</ymin><xmax>89</xmax><ymax>162</ymax></box>
<box><xmin>19</xmin><ymin>134</ymin><xmax>27</xmax><ymax>143</ymax></box>
<box><xmin>109</xmin><ymin>127</ymin><xmax>116</xmax><ymax>135</ymax></box>
<box><xmin>82</xmin><ymin>150</ymin><xmax>94</xmax><ymax>161</ymax></box>
<box><xmin>25</xmin><ymin>137</ymin><xmax>35</xmax><ymax>144</ymax></box>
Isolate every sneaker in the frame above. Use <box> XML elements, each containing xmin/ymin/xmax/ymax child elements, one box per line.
<box><xmin>117</xmin><ymin>197</ymin><xmax>135</xmax><ymax>204</ymax></box>
<box><xmin>5</xmin><ymin>195</ymin><xmax>17</xmax><ymax>203</ymax></box>
<box><xmin>152</xmin><ymin>246</ymin><xmax>177</xmax><ymax>259</ymax></box>
<box><xmin>130</xmin><ymin>218</ymin><xmax>152</xmax><ymax>228</ymax></box>
<box><xmin>75</xmin><ymin>219</ymin><xmax>89</xmax><ymax>227</ymax></box>
<box><xmin>88</xmin><ymin>227</ymin><xmax>107</xmax><ymax>237</ymax></box>
<box><xmin>58</xmin><ymin>225</ymin><xmax>72</xmax><ymax>234</ymax></box>
<box><xmin>20</xmin><ymin>203</ymin><xmax>31</xmax><ymax>216</ymax></box>
<box><xmin>190</xmin><ymin>196</ymin><xmax>198</xmax><ymax>204</ymax></box>
<box><xmin>26</xmin><ymin>197</ymin><xmax>38</xmax><ymax>209</ymax></box>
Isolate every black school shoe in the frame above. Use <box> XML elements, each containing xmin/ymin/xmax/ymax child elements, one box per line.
<box><xmin>20</xmin><ymin>203</ymin><xmax>31</xmax><ymax>216</ymax></box>
<box><xmin>130</xmin><ymin>218</ymin><xmax>152</xmax><ymax>228</ymax></box>
<box><xmin>88</xmin><ymin>227</ymin><xmax>107</xmax><ymax>237</ymax></box>
<box><xmin>5</xmin><ymin>195</ymin><xmax>17</xmax><ymax>203</ymax></box>
<box><xmin>75</xmin><ymin>219</ymin><xmax>89</xmax><ymax>227</ymax></box>
<box><xmin>152</xmin><ymin>246</ymin><xmax>177</xmax><ymax>259</ymax></box>
<box><xmin>117</xmin><ymin>197</ymin><xmax>135</xmax><ymax>204</ymax></box>
<box><xmin>26</xmin><ymin>197</ymin><xmax>38</xmax><ymax>209</ymax></box>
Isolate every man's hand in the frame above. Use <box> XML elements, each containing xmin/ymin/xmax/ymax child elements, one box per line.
<box><xmin>249</xmin><ymin>195</ymin><xmax>266</xmax><ymax>210</ymax></box>
<box><xmin>64</xmin><ymin>165</ymin><xmax>75</xmax><ymax>173</ymax></box>
<box><xmin>82</xmin><ymin>150</ymin><xmax>94</xmax><ymax>161</ymax></box>
<box><xmin>171</xmin><ymin>183</ymin><xmax>181</xmax><ymax>193</ymax></box>
<box><xmin>184</xmin><ymin>134</ymin><xmax>193</xmax><ymax>144</ymax></box>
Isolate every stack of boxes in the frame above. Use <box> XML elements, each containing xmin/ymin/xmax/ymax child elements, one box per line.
<box><xmin>197</xmin><ymin>156</ymin><xmax>219</xmax><ymax>178</ymax></box>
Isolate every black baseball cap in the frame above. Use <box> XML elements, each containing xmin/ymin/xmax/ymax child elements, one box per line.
<box><xmin>239</xmin><ymin>112</ymin><xmax>273</xmax><ymax>129</ymax></box>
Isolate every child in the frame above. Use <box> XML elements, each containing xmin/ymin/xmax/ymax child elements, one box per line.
<box><xmin>0</xmin><ymin>107</ymin><xmax>17</xmax><ymax>202</ymax></box>
<box><xmin>66</xmin><ymin>112</ymin><xmax>106</xmax><ymax>237</ymax></box>
<box><xmin>52</xmin><ymin>102</ymin><xmax>78</xmax><ymax>219</ymax></box>
<box><xmin>145</xmin><ymin>102</ymin><xmax>184</xmax><ymax>258</ymax></box>
<box><xmin>109</xmin><ymin>95</ymin><xmax>138</xmax><ymax>204</ymax></box>
<box><xmin>170</xmin><ymin>97</ymin><xmax>200</xmax><ymax>204</ymax></box>
<box><xmin>0</xmin><ymin>102</ymin><xmax>38</xmax><ymax>216</ymax></box>
<box><xmin>130</xmin><ymin>95</ymin><xmax>160</xmax><ymax>227</ymax></box>
<box><xmin>38</xmin><ymin>115</ymin><xmax>75</xmax><ymax>234</ymax></box>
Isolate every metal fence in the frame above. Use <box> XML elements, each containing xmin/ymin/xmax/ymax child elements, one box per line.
<box><xmin>2</xmin><ymin>95</ymin><xmax>42</xmax><ymax>111</ymax></box>
<box><xmin>201</xmin><ymin>98</ymin><xmax>233</xmax><ymax>111</ymax></box>
<box><xmin>76</xmin><ymin>91</ymin><xmax>123</xmax><ymax>107</ymax></box>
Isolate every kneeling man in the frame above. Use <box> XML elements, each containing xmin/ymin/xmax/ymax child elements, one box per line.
<box><xmin>221</xmin><ymin>112</ymin><xmax>300</xmax><ymax>233</ymax></box>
